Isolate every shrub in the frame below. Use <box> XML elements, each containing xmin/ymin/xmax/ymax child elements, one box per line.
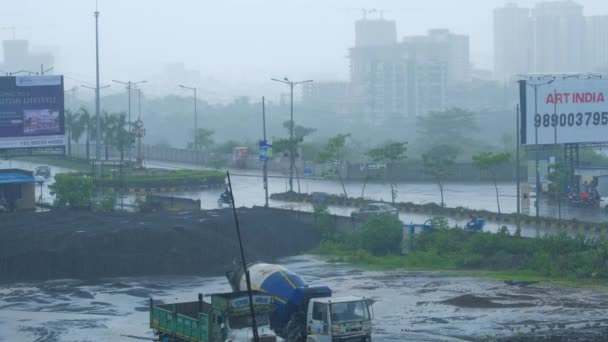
<box><xmin>349</xmin><ymin>215</ymin><xmax>403</xmax><ymax>256</ymax></box>
<box><xmin>49</xmin><ymin>173</ymin><xmax>93</xmax><ymax>208</ymax></box>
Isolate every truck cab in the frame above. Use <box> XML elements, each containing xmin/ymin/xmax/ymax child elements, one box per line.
<box><xmin>306</xmin><ymin>296</ymin><xmax>372</xmax><ymax>342</ymax></box>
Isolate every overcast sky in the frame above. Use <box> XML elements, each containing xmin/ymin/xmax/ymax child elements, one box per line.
<box><xmin>1</xmin><ymin>0</ymin><xmax>607</xmax><ymax>98</ymax></box>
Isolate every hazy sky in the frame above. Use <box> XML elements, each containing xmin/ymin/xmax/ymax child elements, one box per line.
<box><xmin>1</xmin><ymin>0</ymin><xmax>607</xmax><ymax>99</ymax></box>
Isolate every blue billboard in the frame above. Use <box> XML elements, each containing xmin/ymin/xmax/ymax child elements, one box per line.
<box><xmin>0</xmin><ymin>76</ymin><xmax>65</xmax><ymax>149</ymax></box>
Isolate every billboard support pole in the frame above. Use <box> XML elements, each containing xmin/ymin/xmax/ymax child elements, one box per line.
<box><xmin>516</xmin><ymin>104</ymin><xmax>521</xmax><ymax>231</ymax></box>
<box><xmin>534</xmin><ymin>83</ymin><xmax>541</xmax><ymax>231</ymax></box>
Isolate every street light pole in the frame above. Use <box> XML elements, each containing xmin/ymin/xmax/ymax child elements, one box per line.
<box><xmin>178</xmin><ymin>85</ymin><xmax>198</xmax><ymax>150</ymax></box>
<box><xmin>524</xmin><ymin>77</ymin><xmax>553</xmax><ymax>234</ymax></box>
<box><xmin>270</xmin><ymin>78</ymin><xmax>313</xmax><ymax>192</ymax></box>
<box><xmin>83</xmin><ymin>84</ymin><xmax>111</xmax><ymax>160</ymax></box>
<box><xmin>94</xmin><ymin>9</ymin><xmax>101</xmax><ymax>168</ymax></box>
<box><xmin>262</xmin><ymin>96</ymin><xmax>268</xmax><ymax>207</ymax></box>
<box><xmin>113</xmin><ymin>79</ymin><xmax>146</xmax><ymax>162</ymax></box>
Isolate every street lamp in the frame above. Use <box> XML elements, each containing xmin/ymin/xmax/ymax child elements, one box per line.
<box><xmin>524</xmin><ymin>76</ymin><xmax>554</xmax><ymax>227</ymax></box>
<box><xmin>112</xmin><ymin>79</ymin><xmax>146</xmax><ymax>162</ymax></box>
<box><xmin>83</xmin><ymin>84</ymin><xmax>111</xmax><ymax>160</ymax></box>
<box><xmin>178</xmin><ymin>85</ymin><xmax>198</xmax><ymax>150</ymax></box>
<box><xmin>270</xmin><ymin>77</ymin><xmax>313</xmax><ymax>192</ymax></box>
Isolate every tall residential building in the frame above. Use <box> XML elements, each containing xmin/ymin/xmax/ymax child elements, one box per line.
<box><xmin>354</xmin><ymin>18</ymin><xmax>397</xmax><ymax>47</ymax></box>
<box><xmin>585</xmin><ymin>15</ymin><xmax>608</xmax><ymax>71</ymax></box>
<box><xmin>349</xmin><ymin>22</ymin><xmax>471</xmax><ymax>120</ymax></box>
<box><xmin>403</xmin><ymin>29</ymin><xmax>470</xmax><ymax>85</ymax></box>
<box><xmin>532</xmin><ymin>0</ymin><xmax>585</xmax><ymax>73</ymax></box>
<box><xmin>349</xmin><ymin>18</ymin><xmax>407</xmax><ymax>122</ymax></box>
<box><xmin>493</xmin><ymin>3</ymin><xmax>533</xmax><ymax>81</ymax></box>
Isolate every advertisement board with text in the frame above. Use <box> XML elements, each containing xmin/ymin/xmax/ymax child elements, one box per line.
<box><xmin>519</xmin><ymin>78</ymin><xmax>608</xmax><ymax>145</ymax></box>
<box><xmin>0</xmin><ymin>76</ymin><xmax>65</xmax><ymax>149</ymax></box>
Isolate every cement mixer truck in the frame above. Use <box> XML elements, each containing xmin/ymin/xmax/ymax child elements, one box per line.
<box><xmin>227</xmin><ymin>263</ymin><xmax>373</xmax><ymax>342</ymax></box>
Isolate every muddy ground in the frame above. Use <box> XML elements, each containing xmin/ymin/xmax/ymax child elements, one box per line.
<box><xmin>0</xmin><ymin>208</ymin><xmax>320</xmax><ymax>282</ymax></box>
<box><xmin>1</xmin><ymin>255</ymin><xmax>608</xmax><ymax>341</ymax></box>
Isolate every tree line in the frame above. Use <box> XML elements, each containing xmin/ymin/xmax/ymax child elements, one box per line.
<box><xmin>65</xmin><ymin>108</ymin><xmax>132</xmax><ymax>161</ymax></box>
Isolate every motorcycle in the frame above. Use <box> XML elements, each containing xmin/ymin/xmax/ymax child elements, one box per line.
<box><xmin>218</xmin><ymin>192</ymin><xmax>233</xmax><ymax>207</ymax></box>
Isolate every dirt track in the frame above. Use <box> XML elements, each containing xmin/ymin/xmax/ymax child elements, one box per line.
<box><xmin>0</xmin><ymin>208</ymin><xmax>320</xmax><ymax>282</ymax></box>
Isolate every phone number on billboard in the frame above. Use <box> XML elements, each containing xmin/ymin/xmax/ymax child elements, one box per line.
<box><xmin>534</xmin><ymin>112</ymin><xmax>608</xmax><ymax>128</ymax></box>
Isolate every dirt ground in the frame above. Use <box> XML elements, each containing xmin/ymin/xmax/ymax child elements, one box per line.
<box><xmin>0</xmin><ymin>208</ymin><xmax>320</xmax><ymax>282</ymax></box>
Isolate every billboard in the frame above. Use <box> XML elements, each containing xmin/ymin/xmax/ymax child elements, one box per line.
<box><xmin>0</xmin><ymin>76</ymin><xmax>65</xmax><ymax>149</ymax></box>
<box><xmin>519</xmin><ymin>78</ymin><xmax>608</xmax><ymax>145</ymax></box>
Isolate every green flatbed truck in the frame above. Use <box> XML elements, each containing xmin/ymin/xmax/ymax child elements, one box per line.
<box><xmin>150</xmin><ymin>291</ymin><xmax>280</xmax><ymax>342</ymax></box>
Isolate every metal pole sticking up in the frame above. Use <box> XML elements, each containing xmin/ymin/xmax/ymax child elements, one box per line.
<box><xmin>262</xmin><ymin>97</ymin><xmax>269</xmax><ymax>208</ymax></box>
<box><xmin>225</xmin><ymin>171</ymin><xmax>259</xmax><ymax>342</ymax></box>
<box><xmin>516</xmin><ymin>104</ymin><xmax>521</xmax><ymax>232</ymax></box>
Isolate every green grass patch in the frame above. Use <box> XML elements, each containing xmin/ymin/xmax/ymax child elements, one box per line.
<box><xmin>13</xmin><ymin>155</ymin><xmax>225</xmax><ymax>188</ymax></box>
<box><xmin>312</xmin><ymin>216</ymin><xmax>608</xmax><ymax>286</ymax></box>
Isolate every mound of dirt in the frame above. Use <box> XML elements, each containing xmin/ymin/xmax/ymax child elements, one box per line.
<box><xmin>441</xmin><ymin>294</ymin><xmax>535</xmax><ymax>308</ymax></box>
<box><xmin>0</xmin><ymin>207</ymin><xmax>320</xmax><ymax>282</ymax></box>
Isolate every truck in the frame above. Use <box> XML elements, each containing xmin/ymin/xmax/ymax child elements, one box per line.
<box><xmin>150</xmin><ymin>291</ymin><xmax>281</xmax><ymax>342</ymax></box>
<box><xmin>226</xmin><ymin>263</ymin><xmax>373</xmax><ymax>342</ymax></box>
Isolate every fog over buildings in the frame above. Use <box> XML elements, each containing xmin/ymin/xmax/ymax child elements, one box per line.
<box><xmin>0</xmin><ymin>0</ymin><xmax>607</xmax><ymax>107</ymax></box>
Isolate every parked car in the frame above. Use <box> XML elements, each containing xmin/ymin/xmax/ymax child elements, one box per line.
<box><xmin>601</xmin><ymin>196</ymin><xmax>608</xmax><ymax>211</ymax></box>
<box><xmin>351</xmin><ymin>202</ymin><xmax>399</xmax><ymax>220</ymax></box>
<box><xmin>34</xmin><ymin>165</ymin><xmax>51</xmax><ymax>178</ymax></box>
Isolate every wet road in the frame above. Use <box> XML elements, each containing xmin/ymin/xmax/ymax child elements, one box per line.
<box><xmin>1</xmin><ymin>255</ymin><xmax>607</xmax><ymax>341</ymax></box>
<box><xmin>3</xmin><ymin>159</ymin><xmax>606</xmax><ymax>237</ymax></box>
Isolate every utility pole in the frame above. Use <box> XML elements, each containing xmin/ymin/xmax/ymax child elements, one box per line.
<box><xmin>516</xmin><ymin>104</ymin><xmax>521</xmax><ymax>232</ymax></box>
<box><xmin>524</xmin><ymin>77</ymin><xmax>553</xmax><ymax>228</ymax></box>
<box><xmin>112</xmin><ymin>79</ymin><xmax>146</xmax><ymax>162</ymax></box>
<box><xmin>94</xmin><ymin>9</ymin><xmax>102</xmax><ymax>171</ymax></box>
<box><xmin>270</xmin><ymin>77</ymin><xmax>313</xmax><ymax>192</ymax></box>
<box><xmin>178</xmin><ymin>85</ymin><xmax>198</xmax><ymax>150</ymax></box>
<box><xmin>262</xmin><ymin>96</ymin><xmax>268</xmax><ymax>208</ymax></box>
<box><xmin>40</xmin><ymin>64</ymin><xmax>54</xmax><ymax>75</ymax></box>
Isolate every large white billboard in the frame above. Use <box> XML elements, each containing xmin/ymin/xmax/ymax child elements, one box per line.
<box><xmin>519</xmin><ymin>78</ymin><xmax>608</xmax><ymax>145</ymax></box>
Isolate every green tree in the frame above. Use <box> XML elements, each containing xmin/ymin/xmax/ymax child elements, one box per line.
<box><xmin>317</xmin><ymin>133</ymin><xmax>351</xmax><ymax>198</ymax></box>
<box><xmin>349</xmin><ymin>215</ymin><xmax>403</xmax><ymax>256</ymax></box>
<box><xmin>78</xmin><ymin>107</ymin><xmax>92</xmax><ymax>159</ymax></box>
<box><xmin>422</xmin><ymin>144</ymin><xmax>459</xmax><ymax>207</ymax></box>
<box><xmin>191</xmin><ymin>128</ymin><xmax>215</xmax><ymax>151</ymax></box>
<box><xmin>64</xmin><ymin>109</ymin><xmax>85</xmax><ymax>156</ymax></box>
<box><xmin>105</xmin><ymin>113</ymin><xmax>131</xmax><ymax>161</ymax></box>
<box><xmin>366</xmin><ymin>142</ymin><xmax>408</xmax><ymax>203</ymax></box>
<box><xmin>472</xmin><ymin>151</ymin><xmax>512</xmax><ymax>214</ymax></box>
<box><xmin>416</xmin><ymin>108</ymin><xmax>478</xmax><ymax>149</ymax></box>
<box><xmin>49</xmin><ymin>174</ymin><xmax>93</xmax><ymax>208</ymax></box>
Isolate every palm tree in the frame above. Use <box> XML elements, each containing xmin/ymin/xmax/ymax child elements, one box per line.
<box><xmin>78</xmin><ymin>107</ymin><xmax>92</xmax><ymax>160</ymax></box>
<box><xmin>64</xmin><ymin>110</ymin><xmax>82</xmax><ymax>156</ymax></box>
<box><xmin>106</xmin><ymin>112</ymin><xmax>131</xmax><ymax>161</ymax></box>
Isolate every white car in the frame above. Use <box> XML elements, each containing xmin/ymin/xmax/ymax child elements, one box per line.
<box><xmin>351</xmin><ymin>202</ymin><xmax>399</xmax><ymax>220</ymax></box>
<box><xmin>601</xmin><ymin>196</ymin><xmax>608</xmax><ymax>211</ymax></box>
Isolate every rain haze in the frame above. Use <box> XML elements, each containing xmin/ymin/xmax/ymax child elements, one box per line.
<box><xmin>0</xmin><ymin>0</ymin><xmax>606</xmax><ymax>98</ymax></box>
<box><xmin>3</xmin><ymin>1</ymin><xmax>608</xmax><ymax>342</ymax></box>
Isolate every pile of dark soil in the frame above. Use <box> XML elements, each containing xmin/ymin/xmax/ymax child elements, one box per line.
<box><xmin>441</xmin><ymin>294</ymin><xmax>535</xmax><ymax>308</ymax></box>
<box><xmin>0</xmin><ymin>208</ymin><xmax>320</xmax><ymax>282</ymax></box>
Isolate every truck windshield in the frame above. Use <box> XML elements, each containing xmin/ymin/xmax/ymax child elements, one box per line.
<box><xmin>228</xmin><ymin>314</ymin><xmax>269</xmax><ymax>329</ymax></box>
<box><xmin>330</xmin><ymin>301</ymin><xmax>370</xmax><ymax>323</ymax></box>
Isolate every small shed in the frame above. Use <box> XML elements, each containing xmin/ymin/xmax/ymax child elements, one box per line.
<box><xmin>0</xmin><ymin>169</ymin><xmax>37</xmax><ymax>211</ymax></box>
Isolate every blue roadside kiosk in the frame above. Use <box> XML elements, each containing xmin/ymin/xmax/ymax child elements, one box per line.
<box><xmin>0</xmin><ymin>169</ymin><xmax>37</xmax><ymax>211</ymax></box>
